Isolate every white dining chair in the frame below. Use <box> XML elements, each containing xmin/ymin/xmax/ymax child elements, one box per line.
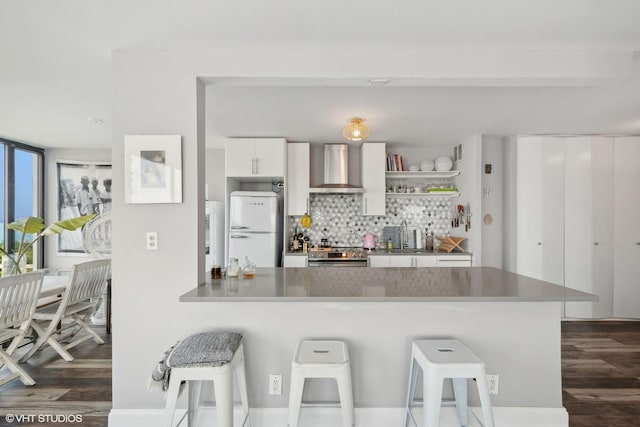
<box><xmin>0</xmin><ymin>271</ymin><xmax>44</xmax><ymax>386</ymax></box>
<box><xmin>20</xmin><ymin>259</ymin><xmax>111</xmax><ymax>363</ymax></box>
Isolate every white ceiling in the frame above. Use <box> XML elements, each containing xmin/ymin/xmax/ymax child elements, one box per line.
<box><xmin>2</xmin><ymin>1</ymin><xmax>640</xmax><ymax>149</ymax></box>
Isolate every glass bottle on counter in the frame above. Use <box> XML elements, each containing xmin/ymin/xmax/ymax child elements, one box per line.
<box><xmin>227</xmin><ymin>258</ymin><xmax>240</xmax><ymax>277</ymax></box>
<box><xmin>296</xmin><ymin>228</ymin><xmax>304</xmax><ymax>250</ymax></box>
<box><xmin>302</xmin><ymin>232</ymin><xmax>310</xmax><ymax>252</ymax></box>
<box><xmin>425</xmin><ymin>231</ymin><xmax>434</xmax><ymax>252</ymax></box>
<box><xmin>292</xmin><ymin>227</ymin><xmax>300</xmax><ymax>251</ymax></box>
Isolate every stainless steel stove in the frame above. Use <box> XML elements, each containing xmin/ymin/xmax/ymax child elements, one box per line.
<box><xmin>307</xmin><ymin>247</ymin><xmax>368</xmax><ymax>267</ymax></box>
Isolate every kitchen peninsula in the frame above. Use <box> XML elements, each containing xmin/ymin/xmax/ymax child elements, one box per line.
<box><xmin>179</xmin><ymin>266</ymin><xmax>594</xmax><ymax>425</ymax></box>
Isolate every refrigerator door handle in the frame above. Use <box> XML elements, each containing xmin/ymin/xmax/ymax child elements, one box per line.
<box><xmin>230</xmin><ymin>235</ymin><xmax>250</xmax><ymax>239</ymax></box>
<box><xmin>231</xmin><ymin>226</ymin><xmax>249</xmax><ymax>229</ymax></box>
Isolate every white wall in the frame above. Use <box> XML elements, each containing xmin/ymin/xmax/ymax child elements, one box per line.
<box><xmin>111</xmin><ymin>49</ymin><xmax>557</xmax><ymax>417</ymax></box>
<box><xmin>44</xmin><ymin>148</ymin><xmax>111</xmax><ymax>271</ymax></box>
<box><xmin>455</xmin><ymin>135</ymin><xmax>482</xmax><ymax>264</ymax></box>
<box><xmin>481</xmin><ymin>136</ymin><xmax>505</xmax><ymax>268</ymax></box>
<box><xmin>205</xmin><ymin>148</ymin><xmax>225</xmax><ymax>201</ymax></box>
<box><xmin>503</xmin><ymin>136</ymin><xmax>518</xmax><ymax>272</ymax></box>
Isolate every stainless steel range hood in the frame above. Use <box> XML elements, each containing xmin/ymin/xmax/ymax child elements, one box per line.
<box><xmin>309</xmin><ymin>144</ymin><xmax>364</xmax><ymax>194</ymax></box>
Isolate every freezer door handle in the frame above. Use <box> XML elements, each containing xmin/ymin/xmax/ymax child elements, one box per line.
<box><xmin>230</xmin><ymin>235</ymin><xmax>249</xmax><ymax>239</ymax></box>
<box><xmin>230</xmin><ymin>226</ymin><xmax>249</xmax><ymax>229</ymax></box>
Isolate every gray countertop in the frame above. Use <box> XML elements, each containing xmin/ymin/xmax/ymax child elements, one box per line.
<box><xmin>367</xmin><ymin>250</ymin><xmax>472</xmax><ymax>256</ymax></box>
<box><xmin>285</xmin><ymin>250</ymin><xmax>472</xmax><ymax>256</ymax></box>
<box><xmin>180</xmin><ymin>267</ymin><xmax>597</xmax><ymax>302</ymax></box>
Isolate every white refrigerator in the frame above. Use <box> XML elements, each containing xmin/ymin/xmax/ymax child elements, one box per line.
<box><xmin>205</xmin><ymin>200</ymin><xmax>224</xmax><ymax>268</ymax></box>
<box><xmin>228</xmin><ymin>191</ymin><xmax>282</xmax><ymax>267</ymax></box>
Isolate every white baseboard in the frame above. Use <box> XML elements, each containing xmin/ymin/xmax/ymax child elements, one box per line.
<box><xmin>109</xmin><ymin>406</ymin><xmax>568</xmax><ymax>427</ymax></box>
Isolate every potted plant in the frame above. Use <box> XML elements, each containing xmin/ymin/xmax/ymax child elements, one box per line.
<box><xmin>0</xmin><ymin>214</ymin><xmax>96</xmax><ymax>276</ymax></box>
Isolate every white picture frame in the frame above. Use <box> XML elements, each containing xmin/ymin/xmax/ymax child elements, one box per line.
<box><xmin>124</xmin><ymin>135</ymin><xmax>182</xmax><ymax>204</ymax></box>
<box><xmin>57</xmin><ymin>160</ymin><xmax>112</xmax><ymax>254</ymax></box>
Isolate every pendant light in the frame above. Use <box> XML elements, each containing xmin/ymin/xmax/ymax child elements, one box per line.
<box><xmin>342</xmin><ymin>117</ymin><xmax>370</xmax><ymax>142</ymax></box>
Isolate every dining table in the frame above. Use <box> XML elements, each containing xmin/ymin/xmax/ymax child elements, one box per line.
<box><xmin>38</xmin><ymin>273</ymin><xmax>111</xmax><ymax>334</ymax></box>
<box><xmin>40</xmin><ymin>274</ymin><xmax>68</xmax><ymax>299</ymax></box>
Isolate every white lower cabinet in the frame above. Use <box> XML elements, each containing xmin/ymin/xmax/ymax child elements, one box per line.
<box><xmin>436</xmin><ymin>255</ymin><xmax>472</xmax><ymax>267</ymax></box>
<box><xmin>368</xmin><ymin>254</ymin><xmax>470</xmax><ymax>267</ymax></box>
<box><xmin>368</xmin><ymin>255</ymin><xmax>390</xmax><ymax>267</ymax></box>
<box><xmin>416</xmin><ymin>256</ymin><xmax>438</xmax><ymax>267</ymax></box>
<box><xmin>389</xmin><ymin>256</ymin><xmax>414</xmax><ymax>267</ymax></box>
<box><xmin>283</xmin><ymin>255</ymin><xmax>307</xmax><ymax>268</ymax></box>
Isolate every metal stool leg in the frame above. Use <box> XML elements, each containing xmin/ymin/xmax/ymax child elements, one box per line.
<box><xmin>452</xmin><ymin>378</ymin><xmax>468</xmax><ymax>426</ymax></box>
<box><xmin>235</xmin><ymin>350</ymin><xmax>251</xmax><ymax>426</ymax></box>
<box><xmin>405</xmin><ymin>357</ymin><xmax>419</xmax><ymax>427</ymax></box>
<box><xmin>423</xmin><ymin>373</ymin><xmax>443</xmax><ymax>427</ymax></box>
<box><xmin>213</xmin><ymin>368</ymin><xmax>234</xmax><ymax>427</ymax></box>
<box><xmin>336</xmin><ymin>365</ymin><xmax>355</xmax><ymax>427</ymax></box>
<box><xmin>187</xmin><ymin>380</ymin><xmax>202</xmax><ymax>427</ymax></box>
<box><xmin>287</xmin><ymin>371</ymin><xmax>305</xmax><ymax>427</ymax></box>
<box><xmin>475</xmin><ymin>373</ymin><xmax>495</xmax><ymax>427</ymax></box>
<box><xmin>164</xmin><ymin>373</ymin><xmax>182</xmax><ymax>427</ymax></box>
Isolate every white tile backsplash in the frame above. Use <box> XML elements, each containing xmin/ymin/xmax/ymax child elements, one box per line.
<box><xmin>289</xmin><ymin>194</ymin><xmax>452</xmax><ymax>248</ymax></box>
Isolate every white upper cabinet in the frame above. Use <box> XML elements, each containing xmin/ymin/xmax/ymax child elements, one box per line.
<box><xmin>225</xmin><ymin>138</ymin><xmax>286</xmax><ymax>177</ymax></box>
<box><xmin>360</xmin><ymin>142</ymin><xmax>386</xmax><ymax>215</ymax></box>
<box><xmin>286</xmin><ymin>143</ymin><xmax>310</xmax><ymax>216</ymax></box>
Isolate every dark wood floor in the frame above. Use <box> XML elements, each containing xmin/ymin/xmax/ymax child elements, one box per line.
<box><xmin>562</xmin><ymin>320</ymin><xmax>640</xmax><ymax>427</ymax></box>
<box><xmin>0</xmin><ymin>321</ymin><xmax>638</xmax><ymax>426</ymax></box>
<box><xmin>0</xmin><ymin>327</ymin><xmax>111</xmax><ymax>427</ymax></box>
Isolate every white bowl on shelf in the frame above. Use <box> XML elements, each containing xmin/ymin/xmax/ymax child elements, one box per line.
<box><xmin>419</xmin><ymin>160</ymin><xmax>434</xmax><ymax>171</ymax></box>
<box><xmin>434</xmin><ymin>156</ymin><xmax>453</xmax><ymax>171</ymax></box>
<box><xmin>408</xmin><ymin>164</ymin><xmax>419</xmax><ymax>172</ymax></box>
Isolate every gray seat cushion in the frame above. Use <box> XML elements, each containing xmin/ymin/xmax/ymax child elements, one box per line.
<box><xmin>167</xmin><ymin>331</ymin><xmax>243</xmax><ymax>368</ymax></box>
<box><xmin>151</xmin><ymin>330</ymin><xmax>242</xmax><ymax>391</ymax></box>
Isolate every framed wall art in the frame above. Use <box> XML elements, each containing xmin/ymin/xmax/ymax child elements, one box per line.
<box><xmin>57</xmin><ymin>160</ymin><xmax>112</xmax><ymax>254</ymax></box>
<box><xmin>124</xmin><ymin>135</ymin><xmax>182</xmax><ymax>204</ymax></box>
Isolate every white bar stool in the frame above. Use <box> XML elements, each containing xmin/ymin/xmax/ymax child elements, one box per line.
<box><xmin>287</xmin><ymin>340</ymin><xmax>355</xmax><ymax>427</ymax></box>
<box><xmin>405</xmin><ymin>339</ymin><xmax>494</xmax><ymax>427</ymax></box>
<box><xmin>164</xmin><ymin>332</ymin><xmax>250</xmax><ymax>427</ymax></box>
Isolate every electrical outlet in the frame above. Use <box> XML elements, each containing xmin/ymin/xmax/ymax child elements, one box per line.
<box><xmin>487</xmin><ymin>374</ymin><xmax>499</xmax><ymax>395</ymax></box>
<box><xmin>146</xmin><ymin>232</ymin><xmax>158</xmax><ymax>250</ymax></box>
<box><xmin>269</xmin><ymin>374</ymin><xmax>282</xmax><ymax>395</ymax></box>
